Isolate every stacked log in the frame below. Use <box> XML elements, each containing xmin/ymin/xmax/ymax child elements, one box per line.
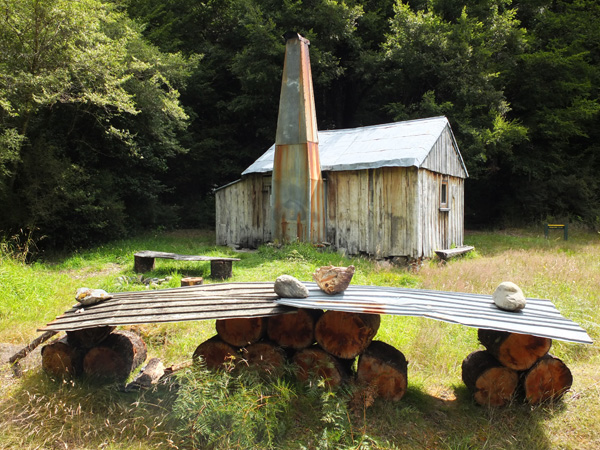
<box><xmin>41</xmin><ymin>327</ymin><xmax>147</xmax><ymax>382</ymax></box>
<box><xmin>193</xmin><ymin>309</ymin><xmax>409</xmax><ymax>401</ymax></box>
<box><xmin>462</xmin><ymin>329</ymin><xmax>572</xmax><ymax>406</ymax></box>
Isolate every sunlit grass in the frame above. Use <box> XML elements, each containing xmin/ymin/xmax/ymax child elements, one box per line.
<box><xmin>1</xmin><ymin>228</ymin><xmax>599</xmax><ymax>449</ymax></box>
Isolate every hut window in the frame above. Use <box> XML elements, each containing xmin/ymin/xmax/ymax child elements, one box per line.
<box><xmin>440</xmin><ymin>178</ymin><xmax>449</xmax><ymax>210</ymax></box>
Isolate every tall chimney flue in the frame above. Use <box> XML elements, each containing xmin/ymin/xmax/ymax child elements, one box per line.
<box><xmin>271</xmin><ymin>31</ymin><xmax>325</xmax><ymax>243</ymax></box>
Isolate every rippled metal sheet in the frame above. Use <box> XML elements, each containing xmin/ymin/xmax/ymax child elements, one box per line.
<box><xmin>276</xmin><ymin>283</ymin><xmax>593</xmax><ymax>344</ymax></box>
<box><xmin>39</xmin><ymin>283</ymin><xmax>293</xmax><ymax>332</ymax></box>
<box><xmin>243</xmin><ymin>116</ymin><xmax>464</xmax><ymax>175</ymax></box>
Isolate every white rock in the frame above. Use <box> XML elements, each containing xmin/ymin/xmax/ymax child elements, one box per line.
<box><xmin>274</xmin><ymin>275</ymin><xmax>309</xmax><ymax>298</ymax></box>
<box><xmin>493</xmin><ymin>281</ymin><xmax>526</xmax><ymax>311</ymax></box>
<box><xmin>76</xmin><ymin>287</ymin><xmax>112</xmax><ymax>306</ymax></box>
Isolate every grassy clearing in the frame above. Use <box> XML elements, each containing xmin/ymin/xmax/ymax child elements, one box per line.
<box><xmin>1</xmin><ymin>228</ymin><xmax>599</xmax><ymax>449</ymax></box>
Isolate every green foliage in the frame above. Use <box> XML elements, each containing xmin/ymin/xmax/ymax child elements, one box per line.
<box><xmin>173</xmin><ymin>366</ymin><xmax>296</xmax><ymax>449</ymax></box>
<box><xmin>0</xmin><ymin>0</ymin><xmax>194</xmax><ymax>248</ymax></box>
<box><xmin>1</xmin><ymin>229</ymin><xmax>600</xmax><ymax>449</ymax></box>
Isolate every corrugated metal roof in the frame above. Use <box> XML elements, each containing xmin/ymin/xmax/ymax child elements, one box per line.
<box><xmin>39</xmin><ymin>282</ymin><xmax>592</xmax><ymax>345</ymax></box>
<box><xmin>277</xmin><ymin>283</ymin><xmax>593</xmax><ymax>345</ymax></box>
<box><xmin>243</xmin><ymin>116</ymin><xmax>464</xmax><ymax>175</ymax></box>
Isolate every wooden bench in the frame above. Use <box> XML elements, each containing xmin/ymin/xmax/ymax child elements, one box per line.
<box><xmin>134</xmin><ymin>251</ymin><xmax>240</xmax><ymax>279</ymax></box>
<box><xmin>434</xmin><ymin>245</ymin><xmax>474</xmax><ymax>261</ymax></box>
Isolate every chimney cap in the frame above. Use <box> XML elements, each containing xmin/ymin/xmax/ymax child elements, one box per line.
<box><xmin>283</xmin><ymin>31</ymin><xmax>310</xmax><ymax>45</ymax></box>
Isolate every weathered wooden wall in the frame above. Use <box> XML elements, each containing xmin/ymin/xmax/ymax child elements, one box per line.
<box><xmin>215</xmin><ymin>175</ymin><xmax>272</xmax><ymax>248</ymax></box>
<box><xmin>417</xmin><ymin>171</ymin><xmax>464</xmax><ymax>256</ymax></box>
<box><xmin>421</xmin><ymin>125</ymin><xmax>467</xmax><ymax>178</ymax></box>
<box><xmin>326</xmin><ymin>168</ymin><xmax>464</xmax><ymax>258</ymax></box>
<box><xmin>216</xmin><ymin>125</ymin><xmax>466</xmax><ymax>256</ymax></box>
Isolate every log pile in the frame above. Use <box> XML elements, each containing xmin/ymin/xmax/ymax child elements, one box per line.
<box><xmin>193</xmin><ymin>309</ymin><xmax>409</xmax><ymax>401</ymax></box>
<box><xmin>462</xmin><ymin>329</ymin><xmax>572</xmax><ymax>406</ymax></box>
<box><xmin>41</xmin><ymin>327</ymin><xmax>147</xmax><ymax>383</ymax></box>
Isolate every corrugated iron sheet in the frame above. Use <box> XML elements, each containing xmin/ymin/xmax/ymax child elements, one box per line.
<box><xmin>243</xmin><ymin>116</ymin><xmax>467</xmax><ymax>176</ymax></box>
<box><xmin>276</xmin><ymin>283</ymin><xmax>593</xmax><ymax>344</ymax></box>
<box><xmin>39</xmin><ymin>282</ymin><xmax>592</xmax><ymax>345</ymax></box>
<box><xmin>38</xmin><ymin>283</ymin><xmax>293</xmax><ymax>332</ymax></box>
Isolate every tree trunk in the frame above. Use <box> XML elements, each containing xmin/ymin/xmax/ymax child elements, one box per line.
<box><xmin>461</xmin><ymin>350</ymin><xmax>519</xmax><ymax>407</ymax></box>
<box><xmin>66</xmin><ymin>326</ymin><xmax>115</xmax><ymax>349</ymax></box>
<box><xmin>292</xmin><ymin>346</ymin><xmax>352</xmax><ymax>388</ymax></box>
<box><xmin>356</xmin><ymin>340</ymin><xmax>408</xmax><ymax>401</ymax></box>
<box><xmin>83</xmin><ymin>330</ymin><xmax>147</xmax><ymax>382</ymax></box>
<box><xmin>41</xmin><ymin>336</ymin><xmax>84</xmax><ymax>378</ymax></box>
<box><xmin>478</xmin><ymin>329</ymin><xmax>552</xmax><ymax>371</ymax></box>
<box><xmin>521</xmin><ymin>354</ymin><xmax>573</xmax><ymax>404</ymax></box>
<box><xmin>315</xmin><ymin>311</ymin><xmax>380</xmax><ymax>359</ymax></box>
<box><xmin>241</xmin><ymin>341</ymin><xmax>286</xmax><ymax>375</ymax></box>
<box><xmin>193</xmin><ymin>336</ymin><xmax>238</xmax><ymax>370</ymax></box>
<box><xmin>216</xmin><ymin>316</ymin><xmax>267</xmax><ymax>347</ymax></box>
<box><xmin>267</xmin><ymin>308</ymin><xmax>323</xmax><ymax>350</ymax></box>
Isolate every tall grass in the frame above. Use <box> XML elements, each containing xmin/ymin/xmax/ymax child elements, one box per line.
<box><xmin>1</xmin><ymin>228</ymin><xmax>599</xmax><ymax>449</ymax></box>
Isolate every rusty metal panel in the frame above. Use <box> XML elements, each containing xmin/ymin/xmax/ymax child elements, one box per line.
<box><xmin>272</xmin><ymin>32</ymin><xmax>324</xmax><ymax>243</ymax></box>
<box><xmin>276</xmin><ymin>283</ymin><xmax>593</xmax><ymax>344</ymax></box>
<box><xmin>39</xmin><ymin>283</ymin><xmax>294</xmax><ymax>332</ymax></box>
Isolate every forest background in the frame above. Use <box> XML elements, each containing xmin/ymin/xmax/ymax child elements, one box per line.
<box><xmin>1</xmin><ymin>0</ymin><xmax>599</xmax><ymax>251</ymax></box>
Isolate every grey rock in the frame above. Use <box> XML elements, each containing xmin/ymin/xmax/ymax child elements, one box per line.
<box><xmin>493</xmin><ymin>281</ymin><xmax>526</xmax><ymax>311</ymax></box>
<box><xmin>76</xmin><ymin>287</ymin><xmax>112</xmax><ymax>306</ymax></box>
<box><xmin>274</xmin><ymin>275</ymin><xmax>309</xmax><ymax>298</ymax></box>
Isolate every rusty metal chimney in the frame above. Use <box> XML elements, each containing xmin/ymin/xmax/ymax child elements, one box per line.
<box><xmin>272</xmin><ymin>31</ymin><xmax>325</xmax><ymax>243</ymax></box>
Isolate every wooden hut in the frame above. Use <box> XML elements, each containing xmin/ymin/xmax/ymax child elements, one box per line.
<box><xmin>215</xmin><ymin>116</ymin><xmax>468</xmax><ymax>259</ymax></box>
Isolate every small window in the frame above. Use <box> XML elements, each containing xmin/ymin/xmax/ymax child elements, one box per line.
<box><xmin>440</xmin><ymin>178</ymin><xmax>449</xmax><ymax>210</ymax></box>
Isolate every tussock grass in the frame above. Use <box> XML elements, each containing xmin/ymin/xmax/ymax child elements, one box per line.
<box><xmin>1</xmin><ymin>228</ymin><xmax>599</xmax><ymax>449</ymax></box>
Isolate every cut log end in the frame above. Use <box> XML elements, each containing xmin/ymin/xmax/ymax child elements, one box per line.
<box><xmin>41</xmin><ymin>337</ymin><xmax>83</xmax><ymax>378</ymax></box>
<box><xmin>193</xmin><ymin>336</ymin><xmax>238</xmax><ymax>370</ymax></box>
<box><xmin>241</xmin><ymin>341</ymin><xmax>286</xmax><ymax>374</ymax></box>
<box><xmin>293</xmin><ymin>346</ymin><xmax>350</xmax><ymax>388</ymax></box>
<box><xmin>462</xmin><ymin>350</ymin><xmax>519</xmax><ymax>407</ymax></box>
<box><xmin>357</xmin><ymin>341</ymin><xmax>408</xmax><ymax>401</ymax></box>
<box><xmin>83</xmin><ymin>330</ymin><xmax>147</xmax><ymax>382</ymax></box>
<box><xmin>267</xmin><ymin>309</ymin><xmax>322</xmax><ymax>349</ymax></box>
<box><xmin>478</xmin><ymin>329</ymin><xmax>552</xmax><ymax>371</ymax></box>
<box><xmin>473</xmin><ymin>366</ymin><xmax>519</xmax><ymax>407</ymax></box>
<box><xmin>523</xmin><ymin>354</ymin><xmax>573</xmax><ymax>405</ymax></box>
<box><xmin>216</xmin><ymin>317</ymin><xmax>267</xmax><ymax>347</ymax></box>
<box><xmin>315</xmin><ymin>311</ymin><xmax>380</xmax><ymax>359</ymax></box>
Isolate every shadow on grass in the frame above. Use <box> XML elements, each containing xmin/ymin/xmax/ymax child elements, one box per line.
<box><xmin>354</xmin><ymin>384</ymin><xmax>565</xmax><ymax>449</ymax></box>
<box><xmin>0</xmin><ymin>367</ymin><xmax>576</xmax><ymax>450</ymax></box>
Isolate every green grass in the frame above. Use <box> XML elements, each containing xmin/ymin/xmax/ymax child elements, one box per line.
<box><xmin>1</xmin><ymin>228</ymin><xmax>599</xmax><ymax>449</ymax></box>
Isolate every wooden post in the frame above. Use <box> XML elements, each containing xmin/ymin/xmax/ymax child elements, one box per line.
<box><xmin>134</xmin><ymin>255</ymin><xmax>155</xmax><ymax>273</ymax></box>
<box><xmin>210</xmin><ymin>260</ymin><xmax>233</xmax><ymax>279</ymax></box>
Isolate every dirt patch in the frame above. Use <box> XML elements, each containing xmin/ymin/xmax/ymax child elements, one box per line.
<box><xmin>0</xmin><ymin>343</ymin><xmax>43</xmax><ymax>388</ymax></box>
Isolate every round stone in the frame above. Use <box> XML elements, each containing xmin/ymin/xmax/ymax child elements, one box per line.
<box><xmin>493</xmin><ymin>281</ymin><xmax>526</xmax><ymax>312</ymax></box>
<box><xmin>274</xmin><ymin>275</ymin><xmax>309</xmax><ymax>298</ymax></box>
